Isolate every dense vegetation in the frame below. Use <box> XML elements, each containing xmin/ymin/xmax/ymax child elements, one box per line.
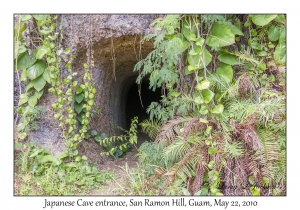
<box><xmin>14</xmin><ymin>14</ymin><xmax>286</xmax><ymax>196</ymax></box>
<box><xmin>134</xmin><ymin>14</ymin><xmax>286</xmax><ymax>196</ymax></box>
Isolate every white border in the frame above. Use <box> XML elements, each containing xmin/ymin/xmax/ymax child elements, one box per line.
<box><xmin>2</xmin><ymin>1</ymin><xmax>298</xmax><ymax>209</ymax></box>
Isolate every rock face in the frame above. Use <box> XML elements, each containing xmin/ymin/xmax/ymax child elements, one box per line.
<box><xmin>28</xmin><ymin>14</ymin><xmax>158</xmax><ymax>157</ymax></box>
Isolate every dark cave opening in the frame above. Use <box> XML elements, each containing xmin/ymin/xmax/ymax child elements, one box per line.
<box><xmin>125</xmin><ymin>81</ymin><xmax>162</xmax><ymax>130</ymax></box>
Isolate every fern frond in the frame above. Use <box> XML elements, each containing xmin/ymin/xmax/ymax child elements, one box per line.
<box><xmin>155</xmin><ymin>115</ymin><xmax>195</xmax><ymax>145</ymax></box>
<box><xmin>139</xmin><ymin>119</ymin><xmax>162</xmax><ymax>140</ymax></box>
<box><xmin>162</xmin><ymin>136</ymin><xmax>192</xmax><ymax>164</ymax></box>
<box><xmin>224</xmin><ymin>141</ymin><xmax>244</xmax><ymax>158</ymax></box>
<box><xmin>253</xmin><ymin>129</ymin><xmax>281</xmax><ymax>180</ymax></box>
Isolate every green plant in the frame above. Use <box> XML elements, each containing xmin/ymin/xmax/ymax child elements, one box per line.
<box><xmin>99</xmin><ymin>117</ymin><xmax>138</xmax><ymax>158</ymax></box>
<box><xmin>16</xmin><ymin>106</ymin><xmax>43</xmax><ymax>140</ymax></box>
<box><xmin>139</xmin><ymin>119</ymin><xmax>161</xmax><ymax>140</ymax></box>
<box><xmin>134</xmin><ymin>14</ymin><xmax>286</xmax><ymax>195</ymax></box>
<box><xmin>14</xmin><ymin>15</ymin><xmax>108</xmax><ymax>196</ymax></box>
<box><xmin>14</xmin><ymin>142</ymin><xmax>113</xmax><ymax>195</ymax></box>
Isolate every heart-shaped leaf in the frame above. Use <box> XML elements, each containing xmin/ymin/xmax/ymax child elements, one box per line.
<box><xmin>77</xmin><ymin>112</ymin><xmax>84</xmax><ymax>122</ymax></box>
<box><xmin>216</xmin><ymin>63</ymin><xmax>233</xmax><ymax>83</ymax></box>
<box><xmin>36</xmin><ymin>46</ymin><xmax>50</xmax><ymax>59</ymax></box>
<box><xmin>17</xmin><ymin>51</ymin><xmax>37</xmax><ymax>70</ymax></box>
<box><xmin>21</xmin><ymin>15</ymin><xmax>32</xmax><ymax>21</ymax></box>
<box><xmin>32</xmin><ymin>15</ymin><xmax>47</xmax><ymax>21</ymax></box>
<box><xmin>202</xmin><ymin>89</ymin><xmax>215</xmax><ymax>103</ymax></box>
<box><xmin>199</xmin><ymin>105</ymin><xmax>209</xmax><ymax>114</ymax></box>
<box><xmin>91</xmin><ymin>130</ymin><xmax>98</xmax><ymax>136</ymax></box>
<box><xmin>208</xmin><ymin>147</ymin><xmax>218</xmax><ymax>155</ymax></box>
<box><xmin>28</xmin><ymin>95</ymin><xmax>37</xmax><ymax>107</ymax></box>
<box><xmin>218</xmin><ymin>53</ymin><xmax>240</xmax><ymax>65</ymax></box>
<box><xmin>26</xmin><ymin>60</ymin><xmax>47</xmax><ymax>80</ymax></box>
<box><xmin>208</xmin><ymin>160</ymin><xmax>215</xmax><ymax>169</ymax></box>
<box><xmin>32</xmin><ymin>76</ymin><xmax>46</xmax><ymax>91</ymax></box>
<box><xmin>34</xmin><ymin>89</ymin><xmax>44</xmax><ymax>99</ymax></box>
<box><xmin>196</xmin><ymin>80</ymin><xmax>210</xmax><ymax>90</ymax></box>
<box><xmin>194</xmin><ymin>96</ymin><xmax>204</xmax><ymax>104</ymax></box>
<box><xmin>74</xmin><ymin>102</ymin><xmax>83</xmax><ymax>114</ymax></box>
<box><xmin>42</xmin><ymin>70</ymin><xmax>51</xmax><ymax>84</ymax></box>
<box><xmin>251</xmin><ymin>15</ymin><xmax>277</xmax><ymax>26</ymax></box>
<box><xmin>274</xmin><ymin>14</ymin><xmax>285</xmax><ymax>23</ymax></box>
<box><xmin>75</xmin><ymin>93</ymin><xmax>84</xmax><ymax>103</ymax></box>
<box><xmin>76</xmin><ymin>86</ymin><xmax>83</xmax><ymax>94</ymax></box>
<box><xmin>206</xmin><ymin>22</ymin><xmax>235</xmax><ymax>48</ymax></box>
<box><xmin>188</xmin><ymin>47</ymin><xmax>212</xmax><ymax>69</ymax></box>
<box><xmin>224</xmin><ymin>22</ymin><xmax>244</xmax><ymax>36</ymax></box>
<box><xmin>274</xmin><ymin>44</ymin><xmax>286</xmax><ymax>65</ymax></box>
<box><xmin>212</xmin><ymin>104</ymin><xmax>224</xmax><ymax>114</ymax></box>
<box><xmin>268</xmin><ymin>25</ymin><xmax>280</xmax><ymax>41</ymax></box>
<box><xmin>19</xmin><ymin>95</ymin><xmax>29</xmax><ymax>106</ymax></box>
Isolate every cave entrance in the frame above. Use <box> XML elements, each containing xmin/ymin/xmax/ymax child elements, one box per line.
<box><xmin>125</xmin><ymin>81</ymin><xmax>162</xmax><ymax>130</ymax></box>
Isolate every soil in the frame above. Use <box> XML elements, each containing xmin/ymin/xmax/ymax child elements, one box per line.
<box><xmin>89</xmin><ymin>132</ymin><xmax>150</xmax><ymax>195</ymax></box>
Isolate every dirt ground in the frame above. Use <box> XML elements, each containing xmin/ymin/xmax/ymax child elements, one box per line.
<box><xmin>89</xmin><ymin>133</ymin><xmax>150</xmax><ymax>195</ymax></box>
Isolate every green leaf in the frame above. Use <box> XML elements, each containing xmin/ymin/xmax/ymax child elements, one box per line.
<box><xmin>77</xmin><ymin>112</ymin><xmax>84</xmax><ymax>122</ymax></box>
<box><xmin>36</xmin><ymin>46</ymin><xmax>50</xmax><ymax>59</ymax></box>
<box><xmin>194</xmin><ymin>96</ymin><xmax>204</xmax><ymax>104</ymax></box>
<box><xmin>32</xmin><ymin>76</ymin><xmax>46</xmax><ymax>92</ymax></box>
<box><xmin>212</xmin><ymin>104</ymin><xmax>224</xmax><ymax>114</ymax></box>
<box><xmin>268</xmin><ymin>25</ymin><xmax>280</xmax><ymax>41</ymax></box>
<box><xmin>250</xmin><ymin>186</ymin><xmax>260</xmax><ymax>196</ymax></box>
<box><xmin>26</xmin><ymin>60</ymin><xmax>47</xmax><ymax>80</ymax></box>
<box><xmin>224</xmin><ymin>22</ymin><xmax>244</xmax><ymax>36</ymax></box>
<box><xmin>188</xmin><ymin>48</ymin><xmax>212</xmax><ymax>69</ymax></box>
<box><xmin>42</xmin><ymin>70</ymin><xmax>51</xmax><ymax>84</ymax></box>
<box><xmin>28</xmin><ymin>96</ymin><xmax>37</xmax><ymax>107</ymax></box>
<box><xmin>75</xmin><ymin>93</ymin><xmax>84</xmax><ymax>103</ymax></box>
<box><xmin>216</xmin><ymin>63</ymin><xmax>233</xmax><ymax>83</ymax></box>
<box><xmin>32</xmin><ymin>15</ymin><xmax>47</xmax><ymax>21</ymax></box>
<box><xmin>64</xmin><ymin>48</ymin><xmax>70</xmax><ymax>54</ymax></box>
<box><xmin>91</xmin><ymin>130</ymin><xmax>98</xmax><ymax>136</ymax></box>
<box><xmin>17</xmin><ymin>51</ymin><xmax>37</xmax><ymax>70</ymax></box>
<box><xmin>278</xmin><ymin>26</ymin><xmax>286</xmax><ymax>43</ymax></box>
<box><xmin>257</xmin><ymin>51</ymin><xmax>267</xmax><ymax>57</ymax></box>
<box><xmin>199</xmin><ymin>118</ymin><xmax>208</xmax><ymax>123</ymax></box>
<box><xmin>208</xmin><ymin>147</ymin><xmax>218</xmax><ymax>155</ymax></box>
<box><xmin>199</xmin><ymin>105</ymin><xmax>209</xmax><ymax>115</ymax></box>
<box><xmin>74</xmin><ymin>102</ymin><xmax>83</xmax><ymax>114</ymax></box>
<box><xmin>274</xmin><ymin>14</ymin><xmax>285</xmax><ymax>23</ymax></box>
<box><xmin>274</xmin><ymin>43</ymin><xmax>286</xmax><ymax>65</ymax></box>
<box><xmin>218</xmin><ymin>53</ymin><xmax>240</xmax><ymax>65</ymax></box>
<box><xmin>196</xmin><ymin>80</ymin><xmax>210</xmax><ymax>90</ymax></box>
<box><xmin>189</xmin><ymin>49</ymin><xmax>198</xmax><ymax>55</ymax></box>
<box><xmin>17</xmin><ymin>45</ymin><xmax>27</xmax><ymax>55</ymax></box>
<box><xmin>19</xmin><ymin>95</ymin><xmax>29</xmax><ymax>106</ymax></box>
<box><xmin>258</xmin><ymin>61</ymin><xmax>266</xmax><ymax>71</ymax></box>
<box><xmin>39</xmin><ymin>155</ymin><xmax>55</xmax><ymax>163</ymax></box>
<box><xmin>208</xmin><ymin>160</ymin><xmax>215</xmax><ymax>169</ymax></box>
<box><xmin>205</xmin><ymin>126</ymin><xmax>212</xmax><ymax>135</ymax></box>
<box><xmin>25</xmin><ymin>80</ymin><xmax>34</xmax><ymax>92</ymax></box>
<box><xmin>21</xmin><ymin>15</ymin><xmax>32</xmax><ymax>21</ymax></box>
<box><xmin>76</xmin><ymin>86</ymin><xmax>83</xmax><ymax>94</ymax></box>
<box><xmin>202</xmin><ymin>89</ymin><xmax>215</xmax><ymax>103</ymax></box>
<box><xmin>20</xmin><ymin>69</ymin><xmax>27</xmax><ymax>82</ymax></box>
<box><xmin>250</xmin><ymin>15</ymin><xmax>277</xmax><ymax>26</ymax></box>
<box><xmin>182</xmin><ymin>24</ymin><xmax>197</xmax><ymax>41</ymax></box>
<box><xmin>206</xmin><ymin>22</ymin><xmax>235</xmax><ymax>48</ymax></box>
<box><xmin>34</xmin><ymin>89</ymin><xmax>44</xmax><ymax>99</ymax></box>
<box><xmin>95</xmin><ymin>135</ymin><xmax>102</xmax><ymax>142</ymax></box>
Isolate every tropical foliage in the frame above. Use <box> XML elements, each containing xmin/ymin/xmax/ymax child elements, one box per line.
<box><xmin>137</xmin><ymin>14</ymin><xmax>286</xmax><ymax>196</ymax></box>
